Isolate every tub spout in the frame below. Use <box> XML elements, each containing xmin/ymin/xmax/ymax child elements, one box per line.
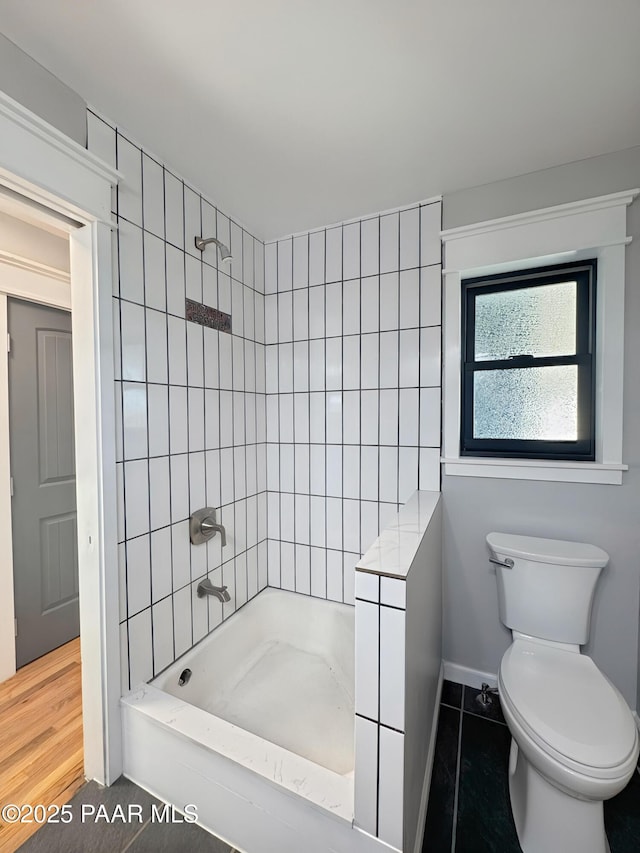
<box><xmin>197</xmin><ymin>579</ymin><xmax>231</xmax><ymax>602</ymax></box>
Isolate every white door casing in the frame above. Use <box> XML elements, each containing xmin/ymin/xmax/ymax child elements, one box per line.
<box><xmin>0</xmin><ymin>89</ymin><xmax>121</xmax><ymax>784</ymax></box>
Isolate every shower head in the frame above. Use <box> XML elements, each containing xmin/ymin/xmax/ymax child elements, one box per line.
<box><xmin>217</xmin><ymin>242</ymin><xmax>232</xmax><ymax>262</ymax></box>
<box><xmin>194</xmin><ymin>236</ymin><xmax>233</xmax><ymax>263</ymax></box>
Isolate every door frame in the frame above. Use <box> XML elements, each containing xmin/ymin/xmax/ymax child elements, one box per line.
<box><xmin>0</xmin><ymin>89</ymin><xmax>122</xmax><ymax>784</ymax></box>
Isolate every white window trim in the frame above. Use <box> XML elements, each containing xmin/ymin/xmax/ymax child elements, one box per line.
<box><xmin>441</xmin><ymin>189</ymin><xmax>639</xmax><ymax>485</ymax></box>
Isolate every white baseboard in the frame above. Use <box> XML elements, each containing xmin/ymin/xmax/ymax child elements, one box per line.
<box><xmin>412</xmin><ymin>663</ymin><xmax>444</xmax><ymax>853</ymax></box>
<box><xmin>443</xmin><ymin>661</ymin><xmax>498</xmax><ymax>690</ymax></box>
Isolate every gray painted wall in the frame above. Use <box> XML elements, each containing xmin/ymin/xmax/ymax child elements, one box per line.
<box><xmin>443</xmin><ymin>145</ymin><xmax>640</xmax><ymax>230</ymax></box>
<box><xmin>0</xmin><ymin>33</ymin><xmax>86</xmax><ymax>145</ymax></box>
<box><xmin>441</xmin><ymin>147</ymin><xmax>640</xmax><ymax>710</ymax></box>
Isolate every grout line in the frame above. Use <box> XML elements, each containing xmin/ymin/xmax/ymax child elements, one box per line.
<box><xmin>115</xmin><ymin>135</ymin><xmax>132</xmax><ymax>694</ymax></box>
<box><xmin>321</xmin><ymin>229</ymin><xmax>328</xmax><ymax>600</ymax></box>
<box><xmin>140</xmin><ymin>139</ymin><xmax>157</xmax><ymax>679</ymax></box>
<box><xmin>462</xmin><ymin>707</ymin><xmax>507</xmax><ymax>726</ymax></box>
<box><xmin>121</xmin><ymin>819</ymin><xmax>151</xmax><ymax>852</ymax></box>
<box><xmin>182</xmin><ymin>175</ymin><xmax>196</xmax><ymax>650</ymax></box>
<box><xmin>396</xmin><ymin>213</ymin><xmax>401</xmax><ymax>506</ymax></box>
<box><xmin>355</xmin><ymin>711</ymin><xmax>405</xmax><ymax>735</ymax></box>
<box><xmin>375</xmin><ymin>573</ymin><xmax>382</xmax><ymax>837</ymax></box>
<box><xmin>418</xmin><ymin>206</ymin><xmax>423</xmax><ymax>487</ymax></box>
<box><xmin>451</xmin><ymin>696</ymin><xmax>464</xmax><ymax>853</ymax></box>
<box><xmin>440</xmin><ymin>700</ymin><xmax>463</xmax><ymax>711</ymax></box>
<box><xmin>307</xmin><ymin>237</ymin><xmax>314</xmax><ymax>592</ymax></box>
<box><xmin>160</xmin><ymin>163</ymin><xmax>178</xmax><ymax>671</ymax></box>
<box><xmin>275</xmin><ymin>245</ymin><xmax>282</xmax><ymax>590</ymax></box>
<box><xmin>438</xmin><ymin>201</ymin><xmax>444</xmax><ymax>490</ymax></box>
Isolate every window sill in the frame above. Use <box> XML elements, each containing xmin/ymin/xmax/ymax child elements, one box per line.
<box><xmin>441</xmin><ymin>457</ymin><xmax>627</xmax><ymax>485</ymax></box>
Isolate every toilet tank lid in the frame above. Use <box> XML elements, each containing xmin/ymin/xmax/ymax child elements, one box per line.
<box><xmin>486</xmin><ymin>532</ymin><xmax>609</xmax><ymax>568</ymax></box>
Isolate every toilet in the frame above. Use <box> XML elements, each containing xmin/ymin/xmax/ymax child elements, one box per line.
<box><xmin>486</xmin><ymin>532</ymin><xmax>639</xmax><ymax>853</ymax></box>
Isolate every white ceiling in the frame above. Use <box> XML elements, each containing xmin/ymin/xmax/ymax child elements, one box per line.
<box><xmin>1</xmin><ymin>1</ymin><xmax>639</xmax><ymax>240</ymax></box>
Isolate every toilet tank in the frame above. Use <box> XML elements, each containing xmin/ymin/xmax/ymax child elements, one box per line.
<box><xmin>486</xmin><ymin>532</ymin><xmax>609</xmax><ymax>645</ymax></box>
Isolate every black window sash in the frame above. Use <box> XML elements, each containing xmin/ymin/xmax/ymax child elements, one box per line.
<box><xmin>460</xmin><ymin>260</ymin><xmax>596</xmax><ymax>461</ymax></box>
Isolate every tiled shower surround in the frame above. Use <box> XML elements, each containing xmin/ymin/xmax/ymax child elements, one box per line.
<box><xmin>264</xmin><ymin>202</ymin><xmax>442</xmax><ymax>603</ymax></box>
<box><xmin>87</xmin><ymin>110</ymin><xmax>269</xmax><ymax>692</ymax></box>
<box><xmin>87</xmin><ymin>105</ymin><xmax>443</xmax><ymax>704</ymax></box>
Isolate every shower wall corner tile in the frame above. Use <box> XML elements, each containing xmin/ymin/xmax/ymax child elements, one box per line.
<box><xmin>116</xmin><ymin>134</ymin><xmax>142</xmax><ymax>227</ymax></box>
<box><xmin>264</xmin><ymin>242</ymin><xmax>277</xmax><ymax>294</ymax></box>
<box><xmin>254</xmin><ymin>240</ymin><xmax>265</xmax><ymax>293</ymax></box>
<box><xmin>292</xmin><ymin>234</ymin><xmax>309</xmax><ymax>289</ymax></box>
<box><xmin>142</xmin><ymin>153</ymin><xmax>165</xmax><ymax>239</ymax></box>
<box><xmin>164</xmin><ymin>170</ymin><xmax>184</xmax><ymax>250</ymax></box>
<box><xmin>277</xmin><ymin>238</ymin><xmax>293</xmax><ymax>292</ymax></box>
<box><xmin>420</xmin><ymin>200</ymin><xmax>442</xmax><ymax>267</ymax></box>
<box><xmin>400</xmin><ymin>206</ymin><xmax>420</xmax><ymax>270</ymax></box>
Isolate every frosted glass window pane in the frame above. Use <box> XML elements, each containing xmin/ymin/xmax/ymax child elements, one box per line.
<box><xmin>474</xmin><ymin>366</ymin><xmax>577</xmax><ymax>440</ymax></box>
<box><xmin>475</xmin><ymin>282</ymin><xmax>576</xmax><ymax>360</ymax></box>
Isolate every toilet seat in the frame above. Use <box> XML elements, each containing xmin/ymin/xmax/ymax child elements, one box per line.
<box><xmin>499</xmin><ymin>639</ymin><xmax>638</xmax><ymax>781</ymax></box>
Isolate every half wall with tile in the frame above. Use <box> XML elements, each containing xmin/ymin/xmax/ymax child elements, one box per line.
<box><xmin>354</xmin><ymin>491</ymin><xmax>443</xmax><ymax>851</ymax></box>
<box><xmin>87</xmin><ymin>111</ymin><xmax>269</xmax><ymax>693</ymax></box>
<box><xmin>264</xmin><ymin>201</ymin><xmax>442</xmax><ymax>605</ymax></box>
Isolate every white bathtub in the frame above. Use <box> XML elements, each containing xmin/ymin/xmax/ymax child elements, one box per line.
<box><xmin>155</xmin><ymin>587</ymin><xmax>354</xmax><ymax>777</ymax></box>
<box><xmin>122</xmin><ymin>589</ymin><xmax>377</xmax><ymax>853</ymax></box>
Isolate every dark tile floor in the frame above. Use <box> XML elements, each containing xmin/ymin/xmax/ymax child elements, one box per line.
<box><xmin>17</xmin><ymin>685</ymin><xmax>640</xmax><ymax>852</ymax></box>
<box><xmin>423</xmin><ymin>680</ymin><xmax>640</xmax><ymax>853</ymax></box>
<box><xmin>17</xmin><ymin>777</ymin><xmax>235</xmax><ymax>853</ymax></box>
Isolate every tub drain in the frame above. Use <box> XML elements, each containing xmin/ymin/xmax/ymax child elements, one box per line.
<box><xmin>178</xmin><ymin>668</ymin><xmax>192</xmax><ymax>686</ymax></box>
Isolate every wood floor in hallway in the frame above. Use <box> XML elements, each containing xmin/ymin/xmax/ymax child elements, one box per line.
<box><xmin>0</xmin><ymin>639</ymin><xmax>84</xmax><ymax>853</ymax></box>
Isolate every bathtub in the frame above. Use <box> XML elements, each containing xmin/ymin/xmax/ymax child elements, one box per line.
<box><xmin>121</xmin><ymin>588</ymin><xmax>384</xmax><ymax>853</ymax></box>
<box><xmin>154</xmin><ymin>587</ymin><xmax>354</xmax><ymax>778</ymax></box>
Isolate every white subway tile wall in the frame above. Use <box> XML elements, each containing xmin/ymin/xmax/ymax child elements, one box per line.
<box><xmin>88</xmin><ymin>110</ymin><xmax>268</xmax><ymax>692</ymax></box>
<box><xmin>354</xmin><ymin>569</ymin><xmax>410</xmax><ymax>846</ymax></box>
<box><xmin>264</xmin><ymin>203</ymin><xmax>442</xmax><ymax>606</ymax></box>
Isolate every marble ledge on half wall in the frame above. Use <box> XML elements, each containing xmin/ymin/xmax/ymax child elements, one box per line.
<box><xmin>356</xmin><ymin>490</ymin><xmax>440</xmax><ymax>580</ymax></box>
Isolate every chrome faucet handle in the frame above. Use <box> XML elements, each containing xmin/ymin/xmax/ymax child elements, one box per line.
<box><xmin>190</xmin><ymin>507</ymin><xmax>226</xmax><ymax>546</ymax></box>
<box><xmin>200</xmin><ymin>517</ymin><xmax>227</xmax><ymax>547</ymax></box>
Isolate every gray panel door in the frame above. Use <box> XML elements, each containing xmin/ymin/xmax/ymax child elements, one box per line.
<box><xmin>8</xmin><ymin>297</ymin><xmax>79</xmax><ymax>668</ymax></box>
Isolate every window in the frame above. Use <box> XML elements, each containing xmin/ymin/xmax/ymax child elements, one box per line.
<box><xmin>461</xmin><ymin>260</ymin><xmax>597</xmax><ymax>461</ymax></box>
<box><xmin>441</xmin><ymin>189</ymin><xmax>636</xmax><ymax>484</ymax></box>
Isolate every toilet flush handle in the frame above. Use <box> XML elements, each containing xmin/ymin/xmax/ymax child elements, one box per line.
<box><xmin>489</xmin><ymin>556</ymin><xmax>514</xmax><ymax>569</ymax></box>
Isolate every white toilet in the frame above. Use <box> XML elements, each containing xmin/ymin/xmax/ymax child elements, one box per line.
<box><xmin>486</xmin><ymin>532</ymin><xmax>639</xmax><ymax>853</ymax></box>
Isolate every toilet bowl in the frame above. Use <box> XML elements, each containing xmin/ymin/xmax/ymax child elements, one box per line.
<box><xmin>500</xmin><ymin>637</ymin><xmax>637</xmax><ymax>782</ymax></box>
<box><xmin>487</xmin><ymin>532</ymin><xmax>640</xmax><ymax>853</ymax></box>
